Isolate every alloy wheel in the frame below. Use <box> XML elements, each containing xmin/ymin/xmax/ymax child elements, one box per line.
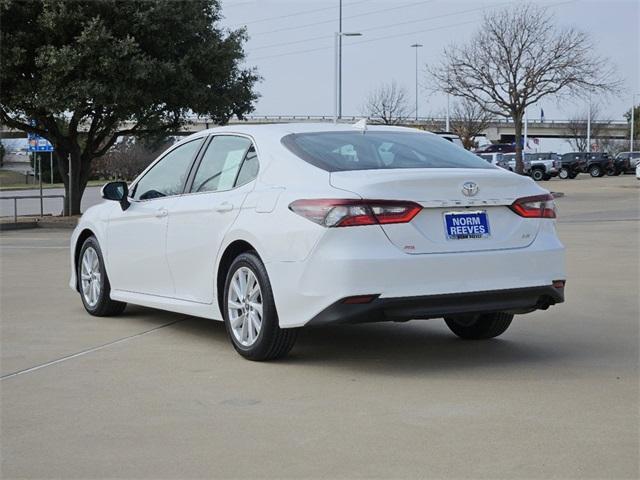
<box><xmin>80</xmin><ymin>246</ymin><xmax>102</xmax><ymax>308</ymax></box>
<box><xmin>227</xmin><ymin>267</ymin><xmax>263</xmax><ymax>347</ymax></box>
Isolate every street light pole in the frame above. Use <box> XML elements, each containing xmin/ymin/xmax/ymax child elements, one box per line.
<box><xmin>631</xmin><ymin>93</ymin><xmax>637</xmax><ymax>152</ymax></box>
<box><xmin>446</xmin><ymin>92</ymin><xmax>450</xmax><ymax>131</ymax></box>
<box><xmin>338</xmin><ymin>0</ymin><xmax>342</xmax><ymax>119</ymax></box>
<box><xmin>410</xmin><ymin>43</ymin><xmax>423</xmax><ymax>122</ymax></box>
<box><xmin>334</xmin><ymin>31</ymin><xmax>361</xmax><ymax>122</ymax></box>
<box><xmin>587</xmin><ymin>95</ymin><xmax>592</xmax><ymax>153</ymax></box>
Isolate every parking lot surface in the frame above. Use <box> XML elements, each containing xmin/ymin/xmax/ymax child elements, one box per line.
<box><xmin>1</xmin><ymin>175</ymin><xmax>638</xmax><ymax>479</ymax></box>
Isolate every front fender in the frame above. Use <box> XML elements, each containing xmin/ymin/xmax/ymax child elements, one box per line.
<box><xmin>69</xmin><ymin>203</ymin><xmax>117</xmax><ymax>291</ymax></box>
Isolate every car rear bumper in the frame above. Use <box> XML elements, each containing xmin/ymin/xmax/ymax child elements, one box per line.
<box><xmin>266</xmin><ymin>221</ymin><xmax>565</xmax><ymax>328</ymax></box>
<box><xmin>307</xmin><ymin>284</ymin><xmax>565</xmax><ymax>326</ymax></box>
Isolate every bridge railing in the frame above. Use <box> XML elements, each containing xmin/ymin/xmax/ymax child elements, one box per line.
<box><xmin>186</xmin><ymin>115</ymin><xmax>629</xmax><ymax>126</ymax></box>
<box><xmin>0</xmin><ymin>195</ymin><xmax>65</xmax><ymax>222</ymax></box>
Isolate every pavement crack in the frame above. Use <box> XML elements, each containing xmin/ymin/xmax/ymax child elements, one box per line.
<box><xmin>0</xmin><ymin>319</ymin><xmax>186</xmax><ymax>381</ymax></box>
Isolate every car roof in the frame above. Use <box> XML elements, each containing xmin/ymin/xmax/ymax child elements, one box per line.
<box><xmin>185</xmin><ymin>122</ymin><xmax>431</xmax><ymax>138</ymax></box>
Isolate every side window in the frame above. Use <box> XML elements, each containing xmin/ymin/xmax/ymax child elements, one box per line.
<box><xmin>192</xmin><ymin>136</ymin><xmax>252</xmax><ymax>193</ymax></box>
<box><xmin>235</xmin><ymin>146</ymin><xmax>259</xmax><ymax>187</ymax></box>
<box><xmin>133</xmin><ymin>139</ymin><xmax>203</xmax><ymax>201</ymax></box>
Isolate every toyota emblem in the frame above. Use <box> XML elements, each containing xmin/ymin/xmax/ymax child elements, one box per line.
<box><xmin>461</xmin><ymin>181</ymin><xmax>479</xmax><ymax>197</ymax></box>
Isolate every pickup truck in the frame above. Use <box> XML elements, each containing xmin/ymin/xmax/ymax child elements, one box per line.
<box><xmin>614</xmin><ymin>151</ymin><xmax>640</xmax><ymax>174</ymax></box>
<box><xmin>581</xmin><ymin>152</ymin><xmax>612</xmax><ymax>177</ymax></box>
<box><xmin>503</xmin><ymin>153</ymin><xmax>559</xmax><ymax>181</ymax></box>
<box><xmin>558</xmin><ymin>153</ymin><xmax>587</xmax><ymax>179</ymax></box>
<box><xmin>476</xmin><ymin>152</ymin><xmax>511</xmax><ymax>170</ymax></box>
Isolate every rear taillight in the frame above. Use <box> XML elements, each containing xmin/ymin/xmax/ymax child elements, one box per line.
<box><xmin>289</xmin><ymin>199</ymin><xmax>422</xmax><ymax>227</ymax></box>
<box><xmin>509</xmin><ymin>194</ymin><xmax>556</xmax><ymax>218</ymax></box>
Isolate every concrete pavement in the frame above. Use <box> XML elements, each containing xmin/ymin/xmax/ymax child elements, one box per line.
<box><xmin>1</xmin><ymin>175</ymin><xmax>638</xmax><ymax>479</ymax></box>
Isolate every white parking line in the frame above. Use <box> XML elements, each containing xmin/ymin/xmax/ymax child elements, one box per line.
<box><xmin>0</xmin><ymin>319</ymin><xmax>186</xmax><ymax>381</ymax></box>
<box><xmin>0</xmin><ymin>246</ymin><xmax>68</xmax><ymax>249</ymax></box>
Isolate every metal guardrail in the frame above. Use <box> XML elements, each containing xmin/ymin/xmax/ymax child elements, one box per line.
<box><xmin>0</xmin><ymin>195</ymin><xmax>65</xmax><ymax>223</ymax></box>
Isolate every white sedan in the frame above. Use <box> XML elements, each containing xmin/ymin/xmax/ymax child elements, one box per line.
<box><xmin>70</xmin><ymin>123</ymin><xmax>566</xmax><ymax>361</ymax></box>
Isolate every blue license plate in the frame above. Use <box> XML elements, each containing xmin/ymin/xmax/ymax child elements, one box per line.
<box><xmin>444</xmin><ymin>211</ymin><xmax>490</xmax><ymax>239</ymax></box>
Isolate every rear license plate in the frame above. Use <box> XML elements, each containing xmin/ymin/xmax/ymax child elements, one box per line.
<box><xmin>444</xmin><ymin>211</ymin><xmax>490</xmax><ymax>239</ymax></box>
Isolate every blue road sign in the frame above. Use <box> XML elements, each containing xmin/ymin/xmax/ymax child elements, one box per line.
<box><xmin>27</xmin><ymin>132</ymin><xmax>54</xmax><ymax>152</ymax></box>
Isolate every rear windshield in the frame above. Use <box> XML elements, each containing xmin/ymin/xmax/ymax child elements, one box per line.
<box><xmin>281</xmin><ymin>131</ymin><xmax>494</xmax><ymax>172</ymax></box>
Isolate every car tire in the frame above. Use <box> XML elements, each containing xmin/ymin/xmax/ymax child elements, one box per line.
<box><xmin>78</xmin><ymin>236</ymin><xmax>127</xmax><ymax>316</ymax></box>
<box><xmin>223</xmin><ymin>252</ymin><xmax>298</xmax><ymax>361</ymax></box>
<box><xmin>558</xmin><ymin>168</ymin><xmax>570</xmax><ymax>179</ymax></box>
<box><xmin>531</xmin><ymin>168</ymin><xmax>545</xmax><ymax>181</ymax></box>
<box><xmin>589</xmin><ymin>165</ymin><xmax>603</xmax><ymax>177</ymax></box>
<box><xmin>444</xmin><ymin>312</ymin><xmax>514</xmax><ymax>340</ymax></box>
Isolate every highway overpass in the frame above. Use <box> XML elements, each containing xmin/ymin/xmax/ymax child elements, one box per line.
<box><xmin>1</xmin><ymin>116</ymin><xmax>630</xmax><ymax>142</ymax></box>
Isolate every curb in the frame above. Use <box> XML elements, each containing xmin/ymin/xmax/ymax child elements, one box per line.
<box><xmin>0</xmin><ymin>217</ymin><xmax>78</xmax><ymax>230</ymax></box>
<box><xmin>0</xmin><ymin>222</ymin><xmax>39</xmax><ymax>231</ymax></box>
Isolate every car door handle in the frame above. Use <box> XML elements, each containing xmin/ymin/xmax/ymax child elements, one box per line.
<box><xmin>155</xmin><ymin>208</ymin><xmax>168</xmax><ymax>218</ymax></box>
<box><xmin>215</xmin><ymin>202</ymin><xmax>233</xmax><ymax>212</ymax></box>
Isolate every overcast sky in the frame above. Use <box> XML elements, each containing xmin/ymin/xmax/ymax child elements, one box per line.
<box><xmin>219</xmin><ymin>0</ymin><xmax>639</xmax><ymax>121</ymax></box>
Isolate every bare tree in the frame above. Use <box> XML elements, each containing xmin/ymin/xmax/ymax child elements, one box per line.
<box><xmin>564</xmin><ymin>104</ymin><xmax>610</xmax><ymax>152</ymax></box>
<box><xmin>430</xmin><ymin>4</ymin><xmax>618</xmax><ymax>172</ymax></box>
<box><xmin>599</xmin><ymin>138</ymin><xmax>628</xmax><ymax>158</ymax></box>
<box><xmin>363</xmin><ymin>81</ymin><xmax>413</xmax><ymax>125</ymax></box>
<box><xmin>449</xmin><ymin>99</ymin><xmax>493</xmax><ymax>149</ymax></box>
<box><xmin>91</xmin><ymin>137</ymin><xmax>175</xmax><ymax>181</ymax></box>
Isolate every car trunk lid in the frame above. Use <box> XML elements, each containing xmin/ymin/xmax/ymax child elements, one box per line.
<box><xmin>330</xmin><ymin>168</ymin><xmax>544</xmax><ymax>254</ymax></box>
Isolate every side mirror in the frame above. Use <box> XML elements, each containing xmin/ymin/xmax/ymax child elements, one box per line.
<box><xmin>101</xmin><ymin>181</ymin><xmax>130</xmax><ymax>211</ymax></box>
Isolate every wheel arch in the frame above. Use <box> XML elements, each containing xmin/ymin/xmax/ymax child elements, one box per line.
<box><xmin>73</xmin><ymin>228</ymin><xmax>97</xmax><ymax>291</ymax></box>
<box><xmin>216</xmin><ymin>239</ymin><xmax>260</xmax><ymax>315</ymax></box>
<box><xmin>530</xmin><ymin>166</ymin><xmax>546</xmax><ymax>180</ymax></box>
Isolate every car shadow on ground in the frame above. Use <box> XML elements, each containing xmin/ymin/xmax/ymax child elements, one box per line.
<box><xmin>120</xmin><ymin>305</ymin><xmax>598</xmax><ymax>376</ymax></box>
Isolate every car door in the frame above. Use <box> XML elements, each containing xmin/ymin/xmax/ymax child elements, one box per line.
<box><xmin>106</xmin><ymin>138</ymin><xmax>204</xmax><ymax>297</ymax></box>
<box><xmin>165</xmin><ymin>134</ymin><xmax>259</xmax><ymax>304</ymax></box>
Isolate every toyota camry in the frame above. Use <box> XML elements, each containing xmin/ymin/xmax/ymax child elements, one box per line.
<box><xmin>70</xmin><ymin>123</ymin><xmax>566</xmax><ymax>361</ymax></box>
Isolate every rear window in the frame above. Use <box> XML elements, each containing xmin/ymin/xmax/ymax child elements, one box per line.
<box><xmin>281</xmin><ymin>131</ymin><xmax>494</xmax><ymax>172</ymax></box>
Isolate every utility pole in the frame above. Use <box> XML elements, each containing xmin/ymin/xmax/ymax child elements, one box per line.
<box><xmin>524</xmin><ymin>109</ymin><xmax>528</xmax><ymax>152</ymax></box>
<box><xmin>410</xmin><ymin>43</ymin><xmax>423</xmax><ymax>122</ymax></box>
<box><xmin>445</xmin><ymin>93</ymin><xmax>450</xmax><ymax>131</ymax></box>
<box><xmin>333</xmin><ymin>0</ymin><xmax>361</xmax><ymax>123</ymax></box>
<box><xmin>39</xmin><ymin>153</ymin><xmax>43</xmax><ymax>217</ymax></box>
<box><xmin>68</xmin><ymin>154</ymin><xmax>72</xmax><ymax>217</ymax></box>
<box><xmin>632</xmin><ymin>94</ymin><xmax>637</xmax><ymax>152</ymax></box>
<box><xmin>586</xmin><ymin>96</ymin><xmax>592</xmax><ymax>153</ymax></box>
<box><xmin>338</xmin><ymin>0</ymin><xmax>342</xmax><ymax>119</ymax></box>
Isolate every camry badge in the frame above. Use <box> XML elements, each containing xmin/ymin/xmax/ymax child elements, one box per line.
<box><xmin>461</xmin><ymin>181</ymin><xmax>479</xmax><ymax>197</ymax></box>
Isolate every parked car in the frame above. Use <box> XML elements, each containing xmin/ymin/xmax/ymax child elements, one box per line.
<box><xmin>636</xmin><ymin>162</ymin><xmax>640</xmax><ymax>180</ymax></box>
<box><xmin>558</xmin><ymin>153</ymin><xmax>587</xmax><ymax>179</ymax></box>
<box><xmin>525</xmin><ymin>152</ymin><xmax>562</xmax><ymax>181</ymax></box>
<box><xmin>614</xmin><ymin>151</ymin><xmax>640</xmax><ymax>174</ymax></box>
<box><xmin>69</xmin><ymin>123</ymin><xmax>565</xmax><ymax>361</ymax></box>
<box><xmin>474</xmin><ymin>143</ymin><xmax>516</xmax><ymax>154</ymax></box>
<box><xmin>501</xmin><ymin>153</ymin><xmax>533</xmax><ymax>176</ymax></box>
<box><xmin>558</xmin><ymin>152</ymin><xmax>612</xmax><ymax>178</ymax></box>
<box><xmin>609</xmin><ymin>153</ymin><xmax>629</xmax><ymax>176</ymax></box>
<box><xmin>434</xmin><ymin>132</ymin><xmax>464</xmax><ymax>148</ymax></box>
<box><xmin>476</xmin><ymin>152</ymin><xmax>510</xmax><ymax>170</ymax></box>
<box><xmin>581</xmin><ymin>152</ymin><xmax>612</xmax><ymax>177</ymax></box>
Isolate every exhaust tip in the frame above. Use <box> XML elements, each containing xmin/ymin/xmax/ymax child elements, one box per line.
<box><xmin>342</xmin><ymin>295</ymin><xmax>379</xmax><ymax>305</ymax></box>
<box><xmin>552</xmin><ymin>280</ymin><xmax>566</xmax><ymax>289</ymax></box>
